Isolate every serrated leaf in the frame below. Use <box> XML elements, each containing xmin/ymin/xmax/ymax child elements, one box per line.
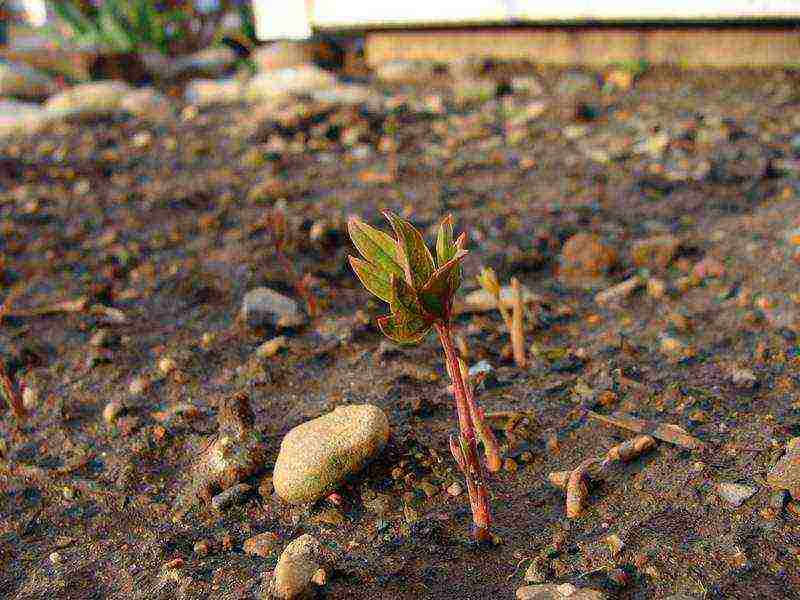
<box><xmin>376</xmin><ymin>313</ymin><xmax>432</xmax><ymax>344</ymax></box>
<box><xmin>419</xmin><ymin>250</ymin><xmax>467</xmax><ymax>317</ymax></box>
<box><xmin>349</xmin><ymin>256</ymin><xmax>392</xmax><ymax>303</ymax></box>
<box><xmin>347</xmin><ymin>217</ymin><xmax>405</xmax><ymax>280</ymax></box>
<box><xmin>436</xmin><ymin>215</ymin><xmax>456</xmax><ymax>267</ymax></box>
<box><xmin>382</xmin><ymin>210</ymin><xmax>435</xmax><ymax>290</ymax></box>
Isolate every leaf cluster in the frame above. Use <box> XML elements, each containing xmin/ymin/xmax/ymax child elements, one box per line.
<box><xmin>348</xmin><ymin>211</ymin><xmax>467</xmax><ymax>344</ymax></box>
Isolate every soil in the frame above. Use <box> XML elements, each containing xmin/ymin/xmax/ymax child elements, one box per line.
<box><xmin>2</xmin><ymin>66</ymin><xmax>800</xmax><ymax>600</ymax></box>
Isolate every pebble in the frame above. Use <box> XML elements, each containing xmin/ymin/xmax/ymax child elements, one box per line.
<box><xmin>45</xmin><ymin>80</ymin><xmax>132</xmax><ymax>117</ymax></box>
<box><xmin>158</xmin><ymin>357</ymin><xmax>177</xmax><ymax>375</ymax></box>
<box><xmin>631</xmin><ymin>235</ymin><xmax>680</xmax><ymax>269</ymax></box>
<box><xmin>49</xmin><ymin>551</ymin><xmax>61</xmax><ymax>565</ymax></box>
<box><xmin>193</xmin><ymin>539</ymin><xmax>212</xmax><ymax>556</ymax></box>
<box><xmin>184</xmin><ymin>78</ymin><xmax>243</xmax><ymax>106</ymax></box>
<box><xmin>558</xmin><ymin>233</ymin><xmax>617</xmax><ymax>286</ymax></box>
<box><xmin>245</xmin><ymin>66</ymin><xmax>337</xmax><ymax>102</ymax></box>
<box><xmin>646</xmin><ymin>278</ymin><xmax>667</xmax><ymax>299</ymax></box>
<box><xmin>446</xmin><ymin>481</ymin><xmax>463</xmax><ymax>496</ymax></box>
<box><xmin>517</xmin><ymin>583</ymin><xmax>605</xmax><ymax>599</ymax></box>
<box><xmin>270</xmin><ymin>534</ymin><xmax>326</xmax><ymax>600</ymax></box>
<box><xmin>767</xmin><ymin>437</ymin><xmax>800</xmax><ymax>499</ymax></box>
<box><xmin>243</xmin><ymin>531</ymin><xmax>281</xmax><ymax>557</ymax></box>
<box><xmin>272</xmin><ymin>405</ymin><xmax>390</xmax><ymax>504</ymax></box>
<box><xmin>255</xmin><ymin>336</ymin><xmax>287</xmax><ymax>358</ymax></box>
<box><xmin>730</xmin><ymin>367</ymin><xmax>757</xmax><ymax>389</ymax></box>
<box><xmin>129</xmin><ymin>376</ymin><xmax>149</xmax><ymax>396</ymax></box>
<box><xmin>259</xmin><ymin>476</ymin><xmax>274</xmax><ymax>499</ymax></box>
<box><xmin>22</xmin><ymin>386</ymin><xmax>38</xmax><ymax>410</ymax></box>
<box><xmin>241</xmin><ymin>287</ymin><xmax>306</xmax><ymax>329</ymax></box>
<box><xmin>103</xmin><ymin>400</ymin><xmax>125</xmax><ymax>424</ymax></box>
<box><xmin>716</xmin><ymin>482</ymin><xmax>757</xmax><ymax>507</ymax></box>
<box><xmin>211</xmin><ymin>483</ymin><xmax>252</xmax><ymax>512</ymax></box>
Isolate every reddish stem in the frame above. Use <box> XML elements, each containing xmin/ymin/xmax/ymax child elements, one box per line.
<box><xmin>436</xmin><ymin>322</ymin><xmax>492</xmax><ymax>541</ymax></box>
<box><xmin>0</xmin><ymin>362</ymin><xmax>25</xmax><ymax>421</ymax></box>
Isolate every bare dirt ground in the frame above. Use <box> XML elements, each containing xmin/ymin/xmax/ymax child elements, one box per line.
<box><xmin>2</xmin><ymin>66</ymin><xmax>800</xmax><ymax>599</ymax></box>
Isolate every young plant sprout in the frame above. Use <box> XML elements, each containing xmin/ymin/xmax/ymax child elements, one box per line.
<box><xmin>477</xmin><ymin>267</ymin><xmax>527</xmax><ymax>367</ymax></box>
<box><xmin>348</xmin><ymin>210</ymin><xmax>494</xmax><ymax>541</ymax></box>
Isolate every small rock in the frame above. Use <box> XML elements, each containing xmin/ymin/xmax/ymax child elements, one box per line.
<box><xmin>119</xmin><ymin>87</ymin><xmax>175</xmax><ymax>123</ymax></box>
<box><xmin>517</xmin><ymin>583</ymin><xmax>605</xmax><ymax>599</ymax></box>
<box><xmin>184</xmin><ymin>78</ymin><xmax>243</xmax><ymax>106</ymax></box>
<box><xmin>767</xmin><ymin>437</ymin><xmax>800</xmax><ymax>499</ymax></box>
<box><xmin>256</xmin><ymin>336</ymin><xmax>287</xmax><ymax>358</ymax></box>
<box><xmin>176</xmin><ymin>393</ymin><xmax>266</xmax><ymax>517</ymax></box>
<box><xmin>604</xmin><ymin>69</ymin><xmax>634</xmax><ymax>91</ymax></box>
<box><xmin>103</xmin><ymin>400</ymin><xmax>125</xmax><ymax>424</ymax></box>
<box><xmin>45</xmin><ymin>81</ymin><xmax>132</xmax><ymax>117</ymax></box>
<box><xmin>211</xmin><ymin>482</ymin><xmax>252</xmax><ymax>512</ymax></box>
<box><xmin>241</xmin><ymin>287</ymin><xmax>306</xmax><ymax>329</ymax></box>
<box><xmin>170</xmin><ymin>46</ymin><xmax>237</xmax><ymax>79</ymax></box>
<box><xmin>0</xmin><ymin>61</ymin><xmax>58</xmax><ymax>98</ymax></box>
<box><xmin>730</xmin><ymin>367</ymin><xmax>757</xmax><ymax>389</ymax></box>
<box><xmin>311</xmin><ymin>84</ymin><xmax>378</xmax><ymax>106</ymax></box>
<box><xmin>646</xmin><ymin>278</ymin><xmax>667</xmax><ymax>299</ymax></box>
<box><xmin>194</xmin><ymin>539</ymin><xmax>212</xmax><ymax>556</ymax></box>
<box><xmin>717</xmin><ymin>482</ymin><xmax>757</xmax><ymax>507</ymax></box>
<box><xmin>270</xmin><ymin>534</ymin><xmax>326</xmax><ymax>600</ymax></box>
<box><xmin>49</xmin><ymin>551</ymin><xmax>61</xmax><ymax>565</ymax></box>
<box><xmin>631</xmin><ymin>235</ymin><xmax>680</xmax><ymax>269</ymax></box>
<box><xmin>446</xmin><ymin>481</ymin><xmax>463</xmax><ymax>497</ymax></box>
<box><xmin>558</xmin><ymin>233</ymin><xmax>617</xmax><ymax>286</ymax></box>
<box><xmin>273</xmin><ymin>405</ymin><xmax>390</xmax><ymax>504</ymax></box>
<box><xmin>129</xmin><ymin>376</ymin><xmax>149</xmax><ymax>396</ymax></box>
<box><xmin>158</xmin><ymin>357</ymin><xmax>177</xmax><ymax>375</ymax></box>
<box><xmin>252</xmin><ymin>41</ymin><xmax>314</xmax><ymax>72</ymax></box>
<box><xmin>244</xmin><ymin>531</ymin><xmax>281</xmax><ymax>557</ymax></box>
<box><xmin>245</xmin><ymin>66</ymin><xmax>337</xmax><ymax>102</ymax></box>
<box><xmin>22</xmin><ymin>386</ymin><xmax>38</xmax><ymax>411</ymax></box>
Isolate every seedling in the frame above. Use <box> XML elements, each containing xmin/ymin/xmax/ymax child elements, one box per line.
<box><xmin>348</xmin><ymin>211</ymin><xmax>493</xmax><ymax>541</ymax></box>
<box><xmin>265</xmin><ymin>205</ymin><xmax>318</xmax><ymax>317</ymax></box>
<box><xmin>477</xmin><ymin>267</ymin><xmax>527</xmax><ymax>367</ymax></box>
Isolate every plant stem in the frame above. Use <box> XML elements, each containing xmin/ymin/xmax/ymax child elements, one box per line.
<box><xmin>510</xmin><ymin>278</ymin><xmax>527</xmax><ymax>368</ymax></box>
<box><xmin>456</xmin><ymin>358</ymin><xmax>502</xmax><ymax>473</ymax></box>
<box><xmin>435</xmin><ymin>322</ymin><xmax>492</xmax><ymax>541</ymax></box>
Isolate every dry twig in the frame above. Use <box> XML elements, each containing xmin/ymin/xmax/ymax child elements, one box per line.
<box><xmin>587</xmin><ymin>411</ymin><xmax>703</xmax><ymax>450</ymax></box>
<box><xmin>548</xmin><ymin>435</ymin><xmax>656</xmax><ymax>518</ymax></box>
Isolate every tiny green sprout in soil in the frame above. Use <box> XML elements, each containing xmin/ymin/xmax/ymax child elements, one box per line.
<box><xmin>347</xmin><ymin>210</ymin><xmax>498</xmax><ymax>542</ymax></box>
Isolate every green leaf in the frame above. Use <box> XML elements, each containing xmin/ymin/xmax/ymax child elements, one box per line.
<box><xmin>347</xmin><ymin>217</ymin><xmax>404</xmax><ymax>279</ymax></box>
<box><xmin>382</xmin><ymin>210</ymin><xmax>435</xmax><ymax>290</ymax></box>
<box><xmin>419</xmin><ymin>249</ymin><xmax>467</xmax><ymax>317</ymax></box>
<box><xmin>376</xmin><ymin>313</ymin><xmax>432</xmax><ymax>344</ymax></box>
<box><xmin>435</xmin><ymin>215</ymin><xmax>456</xmax><ymax>266</ymax></box>
<box><xmin>389</xmin><ymin>275</ymin><xmax>427</xmax><ymax>320</ymax></box>
<box><xmin>349</xmin><ymin>256</ymin><xmax>391</xmax><ymax>303</ymax></box>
